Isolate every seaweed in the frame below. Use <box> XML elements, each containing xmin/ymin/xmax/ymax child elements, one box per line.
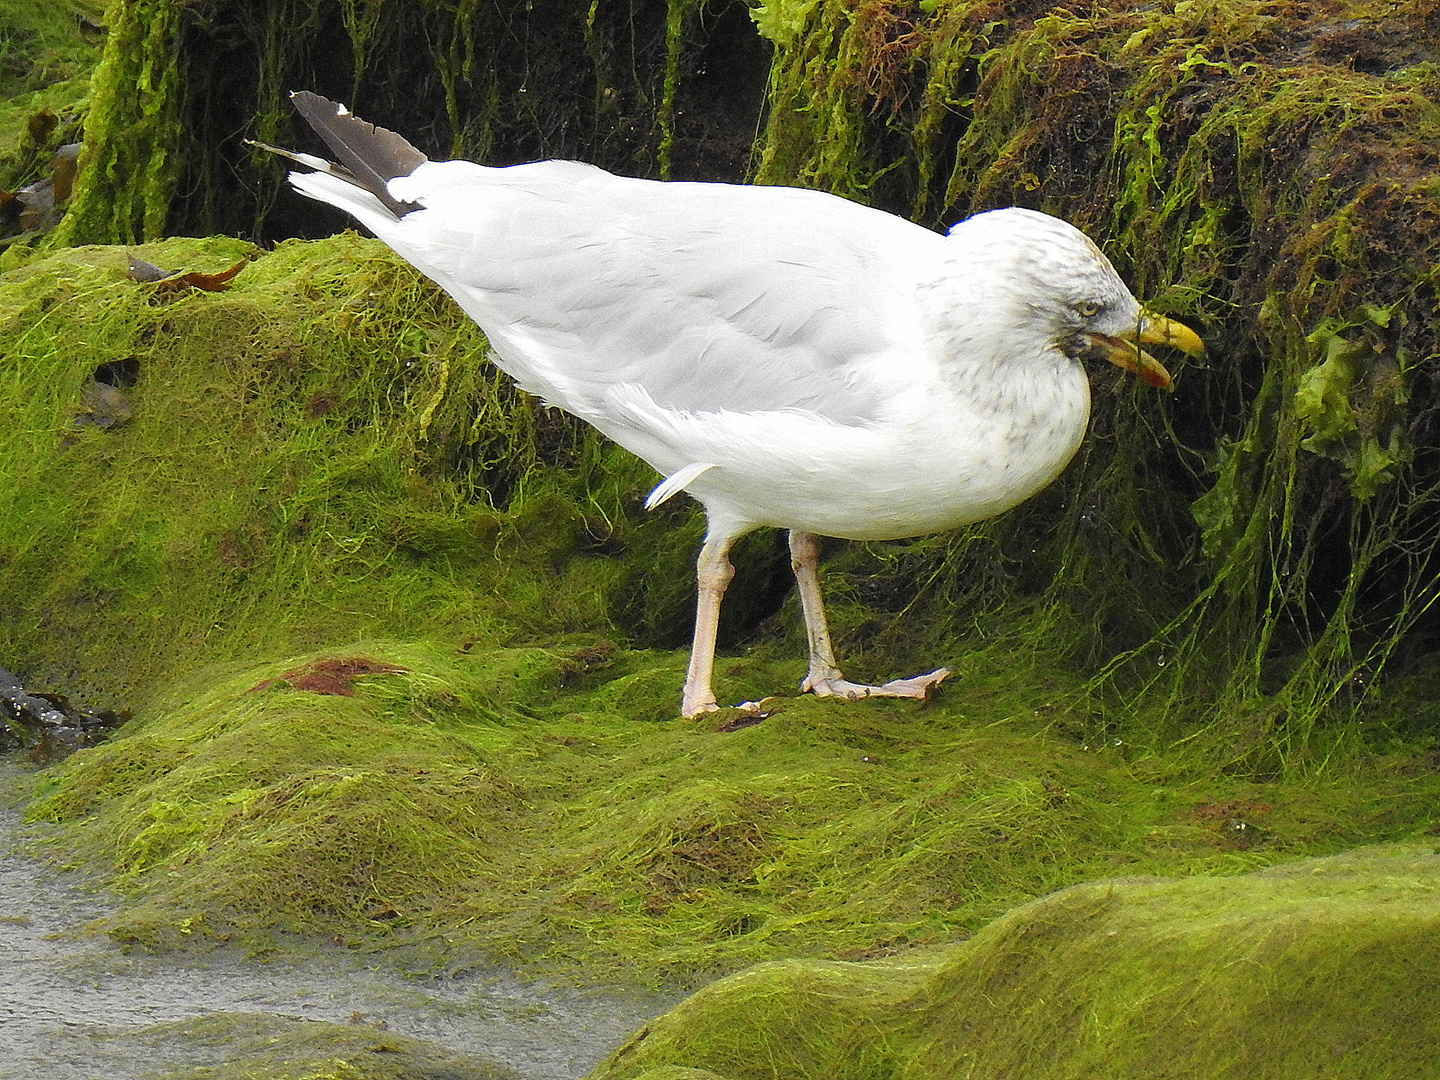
<box><xmin>0</xmin><ymin>0</ymin><xmax>102</xmax><ymax>200</ymax></box>
<box><xmin>750</xmin><ymin>0</ymin><xmax>1440</xmax><ymax>766</ymax></box>
<box><xmin>50</xmin><ymin>0</ymin><xmax>763</xmax><ymax>246</ymax></box>
<box><xmin>594</xmin><ymin>844</ymin><xmax>1440</xmax><ymax>1080</ymax></box>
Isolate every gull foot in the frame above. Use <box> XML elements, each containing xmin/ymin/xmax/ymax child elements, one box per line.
<box><xmin>803</xmin><ymin>668</ymin><xmax>951</xmax><ymax>702</ymax></box>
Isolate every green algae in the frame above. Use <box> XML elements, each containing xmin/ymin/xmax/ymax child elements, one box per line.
<box><xmin>594</xmin><ymin>843</ymin><xmax>1440</xmax><ymax>1080</ymax></box>
<box><xmin>49</xmin><ymin>0</ymin><xmax>181</xmax><ymax>246</ymax></box>
<box><xmin>0</xmin><ymin>233</ymin><xmax>665</xmax><ymax>708</ymax></box>
<box><xmin>747</xmin><ymin>0</ymin><xmax>1440</xmax><ymax>766</ymax></box>
<box><xmin>134</xmin><ymin>1012</ymin><xmax>518</xmax><ymax>1080</ymax></box>
<box><xmin>53</xmin><ymin>0</ymin><xmax>751</xmax><ymax>246</ymax></box>
<box><xmin>0</xmin><ymin>0</ymin><xmax>103</xmax><ymax>195</ymax></box>
<box><xmin>21</xmin><ymin>629</ymin><xmax>1440</xmax><ymax>979</ymax></box>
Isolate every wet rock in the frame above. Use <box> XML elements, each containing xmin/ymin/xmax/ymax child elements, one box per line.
<box><xmin>0</xmin><ymin>667</ymin><xmax>126</xmax><ymax>759</ymax></box>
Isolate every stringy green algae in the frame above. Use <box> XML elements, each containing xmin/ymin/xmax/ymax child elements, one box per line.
<box><xmin>54</xmin><ymin>0</ymin><xmax>728</xmax><ymax>245</ymax></box>
<box><xmin>593</xmin><ymin>843</ymin><xmax>1440</xmax><ymax>1080</ymax></box>
<box><xmin>48</xmin><ymin>0</ymin><xmax>181</xmax><ymax>246</ymax></box>
<box><xmin>749</xmin><ymin>0</ymin><xmax>1440</xmax><ymax>769</ymax></box>
<box><xmin>4</xmin><ymin>0</ymin><xmax>1440</xmax><ymax>1014</ymax></box>
<box><xmin>0</xmin><ymin>233</ymin><xmax>692</xmax><ymax>706</ymax></box>
<box><xmin>134</xmin><ymin>1013</ymin><xmax>518</xmax><ymax>1080</ymax></box>
<box><xmin>0</xmin><ymin>0</ymin><xmax>104</xmax><ymax>193</ymax></box>
<box><xmin>26</xmin><ymin>627</ymin><xmax>1440</xmax><ymax>980</ymax></box>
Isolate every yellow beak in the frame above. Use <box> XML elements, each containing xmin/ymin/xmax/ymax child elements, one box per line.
<box><xmin>1088</xmin><ymin>314</ymin><xmax>1204</xmax><ymax>392</ymax></box>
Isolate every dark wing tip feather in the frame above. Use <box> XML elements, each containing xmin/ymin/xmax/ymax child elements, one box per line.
<box><xmin>289</xmin><ymin>91</ymin><xmax>428</xmax><ymax>218</ymax></box>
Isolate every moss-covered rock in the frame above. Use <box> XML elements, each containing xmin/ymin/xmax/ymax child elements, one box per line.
<box><xmin>50</xmin><ymin>0</ymin><xmax>768</xmax><ymax>245</ymax></box>
<box><xmin>23</xmin><ymin>0</ymin><xmax>1440</xmax><ymax>766</ymax></box>
<box><xmin>746</xmin><ymin>0</ymin><xmax>1440</xmax><ymax>764</ymax></box>
<box><xmin>0</xmin><ymin>0</ymin><xmax>103</xmax><ymax>195</ymax></box>
<box><xmin>21</xmin><ymin>627</ymin><xmax>1440</xmax><ymax>980</ymax></box>
<box><xmin>594</xmin><ymin>843</ymin><xmax>1440</xmax><ymax>1080</ymax></box>
<box><xmin>0</xmin><ymin>233</ymin><xmax>667</xmax><ymax>706</ymax></box>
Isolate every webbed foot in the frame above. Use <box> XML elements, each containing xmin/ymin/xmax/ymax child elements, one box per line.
<box><xmin>802</xmin><ymin>667</ymin><xmax>951</xmax><ymax>701</ymax></box>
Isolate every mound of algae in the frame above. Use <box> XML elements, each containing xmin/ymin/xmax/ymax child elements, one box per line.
<box><xmin>3</xmin><ymin>229</ymin><xmax>1440</xmax><ymax>991</ymax></box>
<box><xmin>0</xmin><ymin>231</ymin><xmax>691</xmax><ymax>707</ymax></box>
<box><xmin>596</xmin><ymin>844</ymin><xmax>1440</xmax><ymax>1080</ymax></box>
<box><xmin>130</xmin><ymin>1012</ymin><xmax>517</xmax><ymax>1080</ymax></box>
<box><xmin>26</xmin><ymin>620</ymin><xmax>1440</xmax><ymax>987</ymax></box>
<box><xmin>0</xmin><ymin>0</ymin><xmax>104</xmax><ymax>192</ymax></box>
<box><xmin>745</xmin><ymin>0</ymin><xmax>1440</xmax><ymax>771</ymax></box>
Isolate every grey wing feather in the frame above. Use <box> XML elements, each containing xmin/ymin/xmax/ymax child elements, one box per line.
<box><xmin>385</xmin><ymin>165</ymin><xmax>944</xmax><ymax>425</ymax></box>
<box><xmin>288</xmin><ymin>91</ymin><xmax>427</xmax><ymax>217</ymax></box>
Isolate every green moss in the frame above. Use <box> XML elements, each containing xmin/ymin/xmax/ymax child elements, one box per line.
<box><xmin>746</xmin><ymin>0</ymin><xmax>1440</xmax><ymax>768</ymax></box>
<box><xmin>51</xmin><ymin>0</ymin><xmax>182</xmax><ymax>245</ymax></box>
<box><xmin>594</xmin><ymin>844</ymin><xmax>1440</xmax><ymax>1080</ymax></box>
<box><xmin>20</xmin><ymin>630</ymin><xmax>1440</xmax><ymax>977</ymax></box>
<box><xmin>752</xmin><ymin>0</ymin><xmax>920</xmax><ymax>200</ymax></box>
<box><xmin>0</xmin><ymin>0</ymin><xmax>103</xmax><ymax>193</ymax></box>
<box><xmin>50</xmin><ymin>0</ymin><xmax>742</xmax><ymax>243</ymax></box>
<box><xmin>656</xmin><ymin>0</ymin><xmax>693</xmax><ymax>179</ymax></box>
<box><xmin>0</xmin><ymin>233</ymin><xmax>661</xmax><ymax>705</ymax></box>
<box><xmin>31</xmin><ymin>643</ymin><xmax>536</xmax><ymax>945</ymax></box>
<box><xmin>129</xmin><ymin>1012</ymin><xmax>517</xmax><ymax>1080</ymax></box>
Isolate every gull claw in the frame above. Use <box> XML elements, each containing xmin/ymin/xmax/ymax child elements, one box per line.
<box><xmin>803</xmin><ymin>667</ymin><xmax>951</xmax><ymax>701</ymax></box>
<box><xmin>682</xmin><ymin>698</ymin><xmax>721</xmax><ymax>719</ymax></box>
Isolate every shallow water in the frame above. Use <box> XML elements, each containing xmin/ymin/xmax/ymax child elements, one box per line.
<box><xmin>0</xmin><ymin>758</ymin><xmax>672</xmax><ymax>1080</ymax></box>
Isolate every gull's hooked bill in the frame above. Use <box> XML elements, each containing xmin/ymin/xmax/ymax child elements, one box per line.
<box><xmin>1090</xmin><ymin>313</ymin><xmax>1205</xmax><ymax>390</ymax></box>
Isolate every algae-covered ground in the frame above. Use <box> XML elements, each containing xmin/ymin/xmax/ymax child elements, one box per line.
<box><xmin>4</xmin><ymin>2</ymin><xmax>1440</xmax><ymax>1073</ymax></box>
<box><xmin>0</xmin><ymin>0</ymin><xmax>103</xmax><ymax>192</ymax></box>
<box><xmin>2</xmin><ymin>236</ymin><xmax>1438</xmax><ymax>998</ymax></box>
<box><xmin>132</xmin><ymin>1014</ymin><xmax>520</xmax><ymax>1080</ymax></box>
<box><xmin>593</xmin><ymin>844</ymin><xmax>1440</xmax><ymax>1080</ymax></box>
<box><xmin>25</xmin><ymin>628</ymin><xmax>1440</xmax><ymax>987</ymax></box>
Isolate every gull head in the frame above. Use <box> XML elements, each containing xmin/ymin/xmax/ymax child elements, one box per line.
<box><xmin>938</xmin><ymin>207</ymin><xmax>1203</xmax><ymax>390</ymax></box>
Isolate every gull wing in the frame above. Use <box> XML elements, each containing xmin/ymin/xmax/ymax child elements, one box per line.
<box><xmin>298</xmin><ymin>159</ymin><xmax>944</xmax><ymax>426</ymax></box>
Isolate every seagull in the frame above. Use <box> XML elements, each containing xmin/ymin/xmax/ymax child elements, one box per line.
<box><xmin>258</xmin><ymin>91</ymin><xmax>1203</xmax><ymax>719</ymax></box>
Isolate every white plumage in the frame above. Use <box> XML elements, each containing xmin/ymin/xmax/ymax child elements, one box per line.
<box><xmin>271</xmin><ymin>92</ymin><xmax>1202</xmax><ymax>717</ymax></box>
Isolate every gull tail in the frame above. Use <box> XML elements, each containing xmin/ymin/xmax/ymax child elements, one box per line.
<box><xmin>250</xmin><ymin>91</ymin><xmax>429</xmax><ymax>219</ymax></box>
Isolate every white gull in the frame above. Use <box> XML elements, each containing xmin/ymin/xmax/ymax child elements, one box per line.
<box><xmin>260</xmin><ymin>91</ymin><xmax>1204</xmax><ymax>718</ymax></box>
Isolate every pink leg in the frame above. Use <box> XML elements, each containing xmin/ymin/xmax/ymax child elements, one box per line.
<box><xmin>681</xmin><ymin>533</ymin><xmax>736</xmax><ymax>717</ymax></box>
<box><xmin>789</xmin><ymin>530</ymin><xmax>951</xmax><ymax>702</ymax></box>
<box><xmin>789</xmin><ymin>530</ymin><xmax>845</xmax><ymax>688</ymax></box>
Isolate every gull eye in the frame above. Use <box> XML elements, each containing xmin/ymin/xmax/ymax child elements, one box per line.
<box><xmin>1074</xmin><ymin>300</ymin><xmax>1103</xmax><ymax>318</ymax></box>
